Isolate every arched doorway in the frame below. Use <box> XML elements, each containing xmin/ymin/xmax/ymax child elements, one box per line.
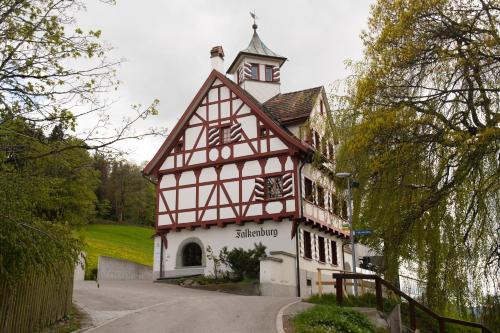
<box><xmin>181</xmin><ymin>242</ymin><xmax>202</xmax><ymax>267</ymax></box>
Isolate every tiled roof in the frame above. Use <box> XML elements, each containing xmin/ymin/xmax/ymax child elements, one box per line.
<box><xmin>263</xmin><ymin>87</ymin><xmax>323</xmax><ymax>124</ymax></box>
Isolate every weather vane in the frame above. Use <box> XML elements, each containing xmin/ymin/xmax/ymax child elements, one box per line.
<box><xmin>250</xmin><ymin>10</ymin><xmax>258</xmax><ymax>30</ymax></box>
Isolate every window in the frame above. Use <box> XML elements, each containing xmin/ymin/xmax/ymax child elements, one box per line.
<box><xmin>303</xmin><ymin>231</ymin><xmax>312</xmax><ymax>259</ymax></box>
<box><xmin>221</xmin><ymin>126</ymin><xmax>231</xmax><ymax>144</ymax></box>
<box><xmin>266</xmin><ymin>176</ymin><xmax>283</xmax><ymax>199</ymax></box>
<box><xmin>331</xmin><ymin>193</ymin><xmax>339</xmax><ymax>215</ymax></box>
<box><xmin>259</xmin><ymin>127</ymin><xmax>267</xmax><ymax>137</ymax></box>
<box><xmin>318</xmin><ymin>236</ymin><xmax>326</xmax><ymax>262</ymax></box>
<box><xmin>317</xmin><ymin>185</ymin><xmax>325</xmax><ymax>208</ymax></box>
<box><xmin>250</xmin><ymin>63</ymin><xmax>259</xmax><ymax>80</ymax></box>
<box><xmin>265</xmin><ymin>65</ymin><xmax>273</xmax><ymax>81</ymax></box>
<box><xmin>342</xmin><ymin>200</ymin><xmax>348</xmax><ymax>219</ymax></box>
<box><xmin>314</xmin><ymin>132</ymin><xmax>320</xmax><ymax>148</ymax></box>
<box><xmin>304</xmin><ymin>178</ymin><xmax>313</xmax><ymax>202</ymax></box>
<box><xmin>182</xmin><ymin>242</ymin><xmax>202</xmax><ymax>267</ymax></box>
<box><xmin>331</xmin><ymin>240</ymin><xmax>338</xmax><ymax>265</ymax></box>
<box><xmin>321</xmin><ymin>140</ymin><xmax>327</xmax><ymax>155</ymax></box>
<box><xmin>328</xmin><ymin>143</ymin><xmax>335</xmax><ymax>158</ymax></box>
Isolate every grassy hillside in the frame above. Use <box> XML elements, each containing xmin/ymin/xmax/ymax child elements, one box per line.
<box><xmin>78</xmin><ymin>224</ymin><xmax>154</xmax><ymax>277</ymax></box>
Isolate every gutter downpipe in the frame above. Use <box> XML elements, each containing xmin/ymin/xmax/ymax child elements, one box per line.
<box><xmin>143</xmin><ymin>172</ymin><xmax>163</xmax><ymax>278</ymax></box>
<box><xmin>296</xmin><ymin>159</ymin><xmax>306</xmax><ymax>298</ymax></box>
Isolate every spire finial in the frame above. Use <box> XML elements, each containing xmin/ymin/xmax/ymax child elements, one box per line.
<box><xmin>250</xmin><ymin>10</ymin><xmax>258</xmax><ymax>31</ymax></box>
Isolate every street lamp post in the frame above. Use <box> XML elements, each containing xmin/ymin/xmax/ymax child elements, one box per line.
<box><xmin>335</xmin><ymin>172</ymin><xmax>358</xmax><ymax>297</ymax></box>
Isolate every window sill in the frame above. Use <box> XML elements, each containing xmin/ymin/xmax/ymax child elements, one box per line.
<box><xmin>303</xmin><ymin>256</ymin><xmax>313</xmax><ymax>261</ymax></box>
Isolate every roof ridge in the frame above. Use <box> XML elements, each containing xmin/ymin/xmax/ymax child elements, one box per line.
<box><xmin>278</xmin><ymin>86</ymin><xmax>323</xmax><ymax>96</ymax></box>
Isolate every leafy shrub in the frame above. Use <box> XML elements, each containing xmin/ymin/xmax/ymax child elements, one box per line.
<box><xmin>293</xmin><ymin>304</ymin><xmax>376</xmax><ymax>333</ymax></box>
<box><xmin>220</xmin><ymin>243</ymin><xmax>266</xmax><ymax>280</ymax></box>
<box><xmin>308</xmin><ymin>293</ymin><xmax>399</xmax><ymax>315</ymax></box>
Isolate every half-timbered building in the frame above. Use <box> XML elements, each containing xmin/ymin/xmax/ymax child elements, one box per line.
<box><xmin>143</xmin><ymin>24</ymin><xmax>353</xmax><ymax>297</ymax></box>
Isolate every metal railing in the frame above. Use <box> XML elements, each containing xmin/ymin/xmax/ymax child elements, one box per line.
<box><xmin>328</xmin><ymin>273</ymin><xmax>492</xmax><ymax>333</ymax></box>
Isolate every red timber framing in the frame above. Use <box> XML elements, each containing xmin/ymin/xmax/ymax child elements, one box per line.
<box><xmin>143</xmin><ymin>70</ymin><xmax>309</xmax><ymax>177</ymax></box>
<box><xmin>145</xmin><ymin>70</ymin><xmax>311</xmax><ymax>233</ymax></box>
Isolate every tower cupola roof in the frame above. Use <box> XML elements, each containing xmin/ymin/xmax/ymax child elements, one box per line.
<box><xmin>227</xmin><ymin>25</ymin><xmax>287</xmax><ymax>74</ymax></box>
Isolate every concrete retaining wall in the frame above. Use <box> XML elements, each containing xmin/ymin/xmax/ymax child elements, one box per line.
<box><xmin>97</xmin><ymin>256</ymin><xmax>153</xmax><ymax>281</ymax></box>
<box><xmin>260</xmin><ymin>251</ymin><xmax>297</xmax><ymax>297</ymax></box>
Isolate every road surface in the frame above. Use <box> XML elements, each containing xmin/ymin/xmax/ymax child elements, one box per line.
<box><xmin>74</xmin><ymin>280</ymin><xmax>296</xmax><ymax>333</ymax></box>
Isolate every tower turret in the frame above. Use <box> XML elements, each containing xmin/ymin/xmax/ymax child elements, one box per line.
<box><xmin>227</xmin><ymin>23</ymin><xmax>286</xmax><ymax>103</ymax></box>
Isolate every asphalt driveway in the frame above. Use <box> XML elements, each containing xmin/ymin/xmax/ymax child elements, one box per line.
<box><xmin>74</xmin><ymin>280</ymin><xmax>296</xmax><ymax>333</ymax></box>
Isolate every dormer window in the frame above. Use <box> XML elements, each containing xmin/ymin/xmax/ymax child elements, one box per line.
<box><xmin>250</xmin><ymin>63</ymin><xmax>259</xmax><ymax>80</ymax></box>
<box><xmin>265</xmin><ymin>66</ymin><xmax>273</xmax><ymax>81</ymax></box>
<box><xmin>221</xmin><ymin>126</ymin><xmax>231</xmax><ymax>144</ymax></box>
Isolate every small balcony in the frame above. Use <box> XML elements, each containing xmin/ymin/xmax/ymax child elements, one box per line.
<box><xmin>303</xmin><ymin>200</ymin><xmax>349</xmax><ymax>236</ymax></box>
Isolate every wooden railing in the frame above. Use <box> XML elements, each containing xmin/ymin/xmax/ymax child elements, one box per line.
<box><xmin>330</xmin><ymin>273</ymin><xmax>492</xmax><ymax>333</ymax></box>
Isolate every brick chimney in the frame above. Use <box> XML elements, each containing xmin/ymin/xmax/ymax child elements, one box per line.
<box><xmin>210</xmin><ymin>46</ymin><xmax>224</xmax><ymax>72</ymax></box>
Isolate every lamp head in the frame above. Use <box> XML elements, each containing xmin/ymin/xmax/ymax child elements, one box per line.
<box><xmin>335</xmin><ymin>172</ymin><xmax>352</xmax><ymax>178</ymax></box>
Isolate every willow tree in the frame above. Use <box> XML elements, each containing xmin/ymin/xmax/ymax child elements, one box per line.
<box><xmin>333</xmin><ymin>0</ymin><xmax>499</xmax><ymax>313</ymax></box>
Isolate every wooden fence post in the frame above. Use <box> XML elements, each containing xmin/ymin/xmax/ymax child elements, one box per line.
<box><xmin>317</xmin><ymin>269</ymin><xmax>323</xmax><ymax>297</ymax></box>
<box><xmin>375</xmin><ymin>277</ymin><xmax>383</xmax><ymax>312</ymax></box>
<box><xmin>439</xmin><ymin>318</ymin><xmax>446</xmax><ymax>333</ymax></box>
<box><xmin>336</xmin><ymin>277</ymin><xmax>343</xmax><ymax>306</ymax></box>
<box><xmin>409</xmin><ymin>301</ymin><xmax>416</xmax><ymax>330</ymax></box>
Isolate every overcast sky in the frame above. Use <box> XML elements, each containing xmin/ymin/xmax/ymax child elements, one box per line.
<box><xmin>76</xmin><ymin>0</ymin><xmax>374</xmax><ymax>165</ymax></box>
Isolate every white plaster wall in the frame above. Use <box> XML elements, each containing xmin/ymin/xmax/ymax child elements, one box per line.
<box><xmin>241</xmin><ymin>80</ymin><xmax>280</xmax><ymax>103</ymax></box>
<box><xmin>158</xmin><ymin>220</ymin><xmax>294</xmax><ymax>276</ymax></box>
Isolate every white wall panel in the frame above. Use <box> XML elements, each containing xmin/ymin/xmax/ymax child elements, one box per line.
<box><xmin>189</xmin><ymin>151</ymin><xmax>206</xmax><ymax>165</ymax></box>
<box><xmin>224</xmin><ymin>181</ymin><xmax>240</xmax><ymax>203</ymax></box>
<box><xmin>247</xmin><ymin>204</ymin><xmax>263</xmax><ymax>216</ymax></box>
<box><xmin>163</xmin><ymin>190</ymin><xmax>176</xmax><ymax>210</ymax></box>
<box><xmin>185</xmin><ymin>127</ymin><xmax>201</xmax><ymax>150</ymax></box>
<box><xmin>160</xmin><ymin>174</ymin><xmax>176</xmax><ymax>188</ymax></box>
<box><xmin>200</xmin><ymin>167</ymin><xmax>217</xmax><ymax>182</ymax></box>
<box><xmin>220</xmin><ymin>101</ymin><xmax>230</xmax><ymax>118</ymax></box>
<box><xmin>202</xmin><ymin>208</ymin><xmax>217</xmax><ymax>221</ymax></box>
<box><xmin>242</xmin><ymin>161</ymin><xmax>261</xmax><ymax>177</ymax></box>
<box><xmin>265</xmin><ymin>157</ymin><xmax>281</xmax><ymax>173</ymax></box>
<box><xmin>208</xmin><ymin>103</ymin><xmax>218</xmax><ymax>121</ymax></box>
<box><xmin>179</xmin><ymin>171</ymin><xmax>196</xmax><ymax>186</ymax></box>
<box><xmin>161</xmin><ymin>156</ymin><xmax>174</xmax><ymax>170</ymax></box>
<box><xmin>199</xmin><ymin>185</ymin><xmax>213</xmax><ymax>206</ymax></box>
<box><xmin>242</xmin><ymin>179</ymin><xmax>255</xmax><ymax>201</ymax></box>
<box><xmin>178</xmin><ymin>212</ymin><xmax>196</xmax><ymax>224</ymax></box>
<box><xmin>178</xmin><ymin>187</ymin><xmax>196</xmax><ymax>209</ymax></box>
<box><xmin>233</xmin><ymin>142</ymin><xmax>253</xmax><ymax>157</ymax></box>
<box><xmin>158</xmin><ymin>196</ymin><xmax>166</xmax><ymax>212</ymax></box>
<box><xmin>239</xmin><ymin>115</ymin><xmax>257</xmax><ymax>138</ymax></box>
<box><xmin>220</xmin><ymin>164</ymin><xmax>238</xmax><ymax>180</ymax></box>
<box><xmin>220</xmin><ymin>207</ymin><xmax>236</xmax><ymax>219</ymax></box>
<box><xmin>269</xmin><ymin>137</ymin><xmax>287</xmax><ymax>151</ymax></box>
<box><xmin>208</xmin><ymin>88</ymin><xmax>218</xmax><ymax>102</ymax></box>
<box><xmin>158</xmin><ymin>214</ymin><xmax>173</xmax><ymax>226</ymax></box>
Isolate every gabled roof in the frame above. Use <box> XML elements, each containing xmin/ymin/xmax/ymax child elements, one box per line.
<box><xmin>263</xmin><ymin>87</ymin><xmax>323</xmax><ymax>125</ymax></box>
<box><xmin>227</xmin><ymin>28</ymin><xmax>287</xmax><ymax>74</ymax></box>
<box><xmin>142</xmin><ymin>70</ymin><xmax>310</xmax><ymax>177</ymax></box>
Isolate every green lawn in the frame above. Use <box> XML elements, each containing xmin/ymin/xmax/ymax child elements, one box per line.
<box><xmin>78</xmin><ymin>224</ymin><xmax>155</xmax><ymax>277</ymax></box>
